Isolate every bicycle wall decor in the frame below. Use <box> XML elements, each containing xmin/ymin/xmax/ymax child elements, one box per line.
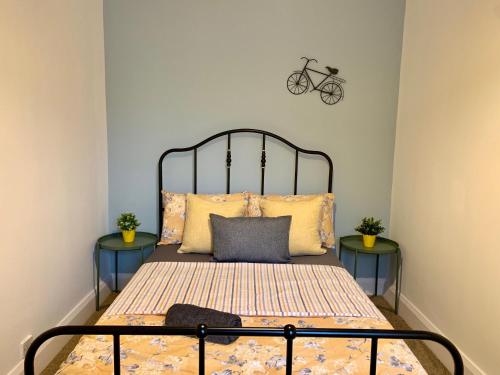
<box><xmin>287</xmin><ymin>57</ymin><xmax>346</xmax><ymax>105</ymax></box>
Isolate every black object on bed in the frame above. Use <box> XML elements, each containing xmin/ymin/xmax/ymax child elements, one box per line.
<box><xmin>165</xmin><ymin>304</ymin><xmax>242</xmax><ymax>345</ymax></box>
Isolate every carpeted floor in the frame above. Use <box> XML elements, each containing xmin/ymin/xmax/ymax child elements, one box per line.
<box><xmin>43</xmin><ymin>294</ymin><xmax>449</xmax><ymax>374</ymax></box>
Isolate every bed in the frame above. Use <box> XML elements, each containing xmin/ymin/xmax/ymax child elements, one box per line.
<box><xmin>25</xmin><ymin>129</ymin><xmax>463</xmax><ymax>375</ymax></box>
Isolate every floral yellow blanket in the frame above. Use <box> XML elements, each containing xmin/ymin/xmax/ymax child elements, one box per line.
<box><xmin>57</xmin><ymin>314</ymin><xmax>426</xmax><ymax>374</ymax></box>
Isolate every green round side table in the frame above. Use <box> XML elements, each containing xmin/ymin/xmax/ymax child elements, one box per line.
<box><xmin>339</xmin><ymin>235</ymin><xmax>402</xmax><ymax>314</ymax></box>
<box><xmin>95</xmin><ymin>231</ymin><xmax>157</xmax><ymax>310</ymax></box>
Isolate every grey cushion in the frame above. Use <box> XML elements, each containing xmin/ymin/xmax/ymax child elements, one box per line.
<box><xmin>210</xmin><ymin>214</ymin><xmax>291</xmax><ymax>263</ymax></box>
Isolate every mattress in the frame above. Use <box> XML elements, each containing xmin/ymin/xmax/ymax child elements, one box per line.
<box><xmin>56</xmin><ymin>260</ymin><xmax>426</xmax><ymax>374</ymax></box>
<box><xmin>146</xmin><ymin>244</ymin><xmax>343</xmax><ymax>267</ymax></box>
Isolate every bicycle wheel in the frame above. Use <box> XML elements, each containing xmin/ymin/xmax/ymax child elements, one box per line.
<box><xmin>320</xmin><ymin>82</ymin><xmax>343</xmax><ymax>105</ymax></box>
<box><xmin>287</xmin><ymin>72</ymin><xmax>309</xmax><ymax>95</ymax></box>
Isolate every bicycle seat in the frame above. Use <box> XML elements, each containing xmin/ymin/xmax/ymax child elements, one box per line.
<box><xmin>326</xmin><ymin>66</ymin><xmax>338</xmax><ymax>75</ymax></box>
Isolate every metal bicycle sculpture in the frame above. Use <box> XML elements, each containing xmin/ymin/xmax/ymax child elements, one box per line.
<box><xmin>287</xmin><ymin>57</ymin><xmax>345</xmax><ymax>105</ymax></box>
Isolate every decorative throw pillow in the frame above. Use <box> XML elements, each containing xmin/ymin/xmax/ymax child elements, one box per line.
<box><xmin>178</xmin><ymin>194</ymin><xmax>248</xmax><ymax>254</ymax></box>
<box><xmin>260</xmin><ymin>196</ymin><xmax>325</xmax><ymax>256</ymax></box>
<box><xmin>159</xmin><ymin>191</ymin><xmax>248</xmax><ymax>245</ymax></box>
<box><xmin>247</xmin><ymin>193</ymin><xmax>335</xmax><ymax>249</ymax></box>
<box><xmin>210</xmin><ymin>214</ymin><xmax>292</xmax><ymax>263</ymax></box>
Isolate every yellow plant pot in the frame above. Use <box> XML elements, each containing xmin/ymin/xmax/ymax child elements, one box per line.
<box><xmin>122</xmin><ymin>230</ymin><xmax>136</xmax><ymax>243</ymax></box>
<box><xmin>362</xmin><ymin>234</ymin><xmax>376</xmax><ymax>248</ymax></box>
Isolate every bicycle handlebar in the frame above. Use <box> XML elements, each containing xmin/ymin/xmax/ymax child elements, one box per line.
<box><xmin>301</xmin><ymin>57</ymin><xmax>318</xmax><ymax>63</ymax></box>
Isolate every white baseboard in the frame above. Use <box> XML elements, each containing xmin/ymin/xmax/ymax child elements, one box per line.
<box><xmin>384</xmin><ymin>287</ymin><xmax>485</xmax><ymax>375</ymax></box>
<box><xmin>7</xmin><ymin>282</ymin><xmax>111</xmax><ymax>375</ymax></box>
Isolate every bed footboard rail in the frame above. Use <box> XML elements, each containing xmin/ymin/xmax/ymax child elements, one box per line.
<box><xmin>25</xmin><ymin>324</ymin><xmax>463</xmax><ymax>375</ymax></box>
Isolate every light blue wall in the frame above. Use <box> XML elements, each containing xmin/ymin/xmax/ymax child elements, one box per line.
<box><xmin>103</xmin><ymin>0</ymin><xmax>405</xmax><ymax>292</ymax></box>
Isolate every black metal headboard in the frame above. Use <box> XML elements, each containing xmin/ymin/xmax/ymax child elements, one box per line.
<box><xmin>158</xmin><ymin>128</ymin><xmax>334</xmax><ymax>235</ymax></box>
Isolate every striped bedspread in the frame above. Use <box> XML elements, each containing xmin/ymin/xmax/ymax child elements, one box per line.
<box><xmin>105</xmin><ymin>262</ymin><xmax>384</xmax><ymax>319</ymax></box>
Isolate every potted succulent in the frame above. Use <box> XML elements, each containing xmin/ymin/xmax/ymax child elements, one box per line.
<box><xmin>355</xmin><ymin>217</ymin><xmax>385</xmax><ymax>248</ymax></box>
<box><xmin>117</xmin><ymin>212</ymin><xmax>141</xmax><ymax>243</ymax></box>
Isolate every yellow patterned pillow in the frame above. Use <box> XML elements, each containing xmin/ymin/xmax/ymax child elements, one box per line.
<box><xmin>260</xmin><ymin>196</ymin><xmax>325</xmax><ymax>256</ymax></box>
<box><xmin>159</xmin><ymin>191</ymin><xmax>248</xmax><ymax>245</ymax></box>
<box><xmin>178</xmin><ymin>194</ymin><xmax>248</xmax><ymax>254</ymax></box>
<box><xmin>247</xmin><ymin>193</ymin><xmax>335</xmax><ymax>249</ymax></box>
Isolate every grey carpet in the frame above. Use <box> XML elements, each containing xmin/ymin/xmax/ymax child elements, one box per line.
<box><xmin>43</xmin><ymin>294</ymin><xmax>449</xmax><ymax>374</ymax></box>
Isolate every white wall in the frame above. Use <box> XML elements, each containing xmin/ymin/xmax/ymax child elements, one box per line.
<box><xmin>391</xmin><ymin>1</ymin><xmax>500</xmax><ymax>374</ymax></box>
<box><xmin>0</xmin><ymin>1</ymin><xmax>108</xmax><ymax>373</ymax></box>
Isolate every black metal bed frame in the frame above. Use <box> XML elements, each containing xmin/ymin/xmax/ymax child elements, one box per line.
<box><xmin>25</xmin><ymin>129</ymin><xmax>464</xmax><ymax>374</ymax></box>
<box><xmin>25</xmin><ymin>324</ymin><xmax>463</xmax><ymax>374</ymax></box>
<box><xmin>158</xmin><ymin>128</ymin><xmax>333</xmax><ymax>236</ymax></box>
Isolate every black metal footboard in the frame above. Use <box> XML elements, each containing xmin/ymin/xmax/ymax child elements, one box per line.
<box><xmin>25</xmin><ymin>324</ymin><xmax>463</xmax><ymax>375</ymax></box>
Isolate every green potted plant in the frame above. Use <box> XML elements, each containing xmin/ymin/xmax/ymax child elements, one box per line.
<box><xmin>117</xmin><ymin>212</ymin><xmax>141</xmax><ymax>243</ymax></box>
<box><xmin>355</xmin><ymin>217</ymin><xmax>385</xmax><ymax>248</ymax></box>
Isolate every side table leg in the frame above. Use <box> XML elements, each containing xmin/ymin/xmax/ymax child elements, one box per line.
<box><xmin>95</xmin><ymin>245</ymin><xmax>100</xmax><ymax>311</ymax></box>
<box><xmin>374</xmin><ymin>254</ymin><xmax>380</xmax><ymax>296</ymax></box>
<box><xmin>338</xmin><ymin>244</ymin><xmax>342</xmax><ymax>261</ymax></box>
<box><xmin>141</xmin><ymin>246</ymin><xmax>144</xmax><ymax>264</ymax></box>
<box><xmin>114</xmin><ymin>251</ymin><xmax>118</xmax><ymax>292</ymax></box>
<box><xmin>353</xmin><ymin>250</ymin><xmax>358</xmax><ymax>279</ymax></box>
<box><xmin>395</xmin><ymin>249</ymin><xmax>401</xmax><ymax>314</ymax></box>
